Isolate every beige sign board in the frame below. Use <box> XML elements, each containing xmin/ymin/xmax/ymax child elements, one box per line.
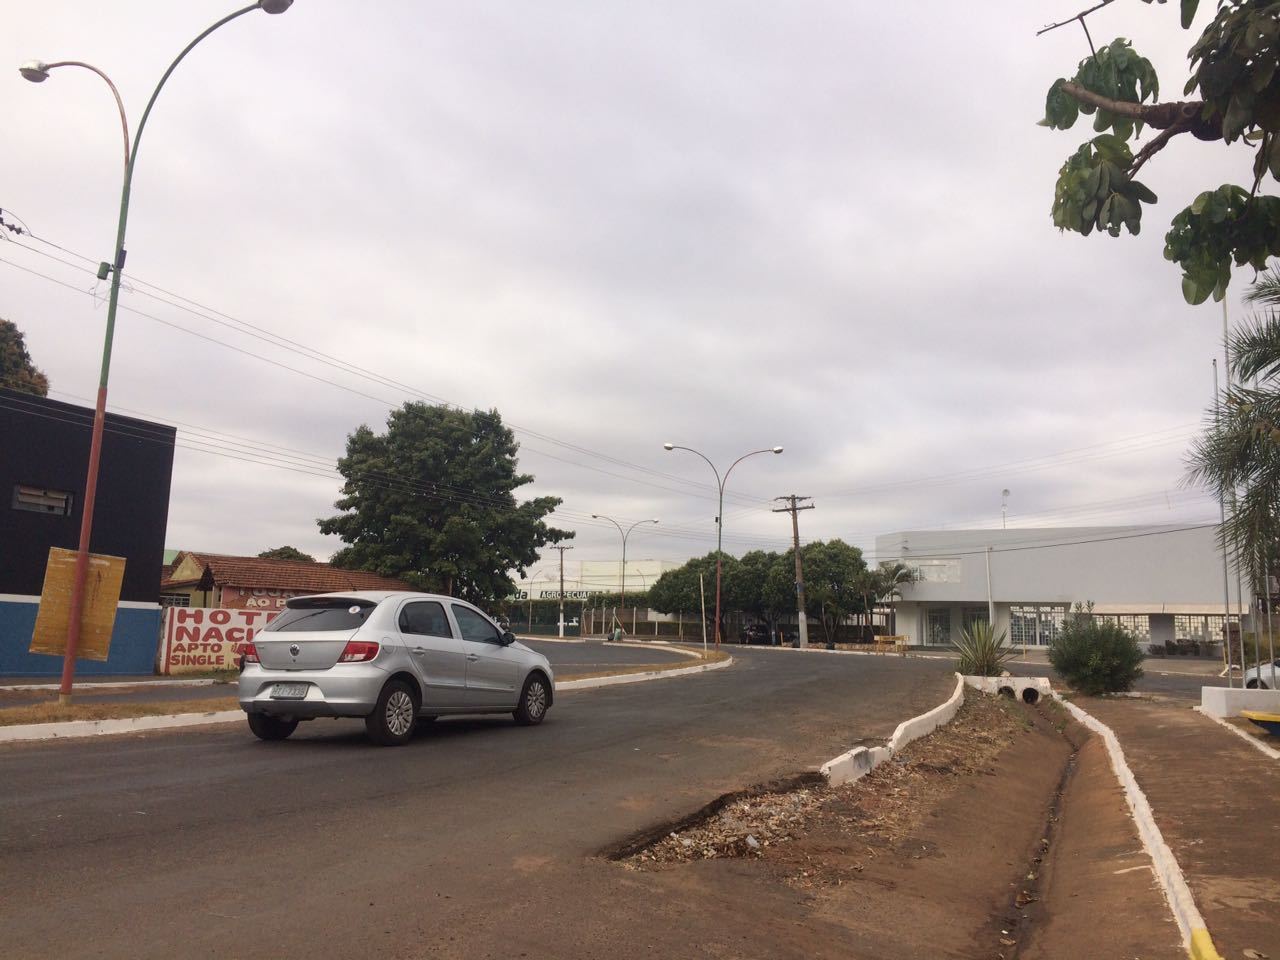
<box><xmin>30</xmin><ymin>547</ymin><xmax>126</xmax><ymax>662</ymax></box>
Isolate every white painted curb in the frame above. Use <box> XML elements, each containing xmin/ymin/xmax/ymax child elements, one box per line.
<box><xmin>744</xmin><ymin>644</ymin><xmax>956</xmax><ymax>662</ymax></box>
<box><xmin>557</xmin><ymin>655</ymin><xmax>733</xmax><ymax>691</ymax></box>
<box><xmin>0</xmin><ymin>678</ymin><xmax>224</xmax><ymax>692</ymax></box>
<box><xmin>820</xmin><ymin>673</ymin><xmax>965</xmax><ymax>786</ymax></box>
<box><xmin>1193</xmin><ymin>706</ymin><xmax>1280</xmax><ymax>760</ymax></box>
<box><xmin>0</xmin><ymin>710</ymin><xmax>243</xmax><ymax>743</ymax></box>
<box><xmin>1055</xmin><ymin>695</ymin><xmax>1217</xmax><ymax>958</ymax></box>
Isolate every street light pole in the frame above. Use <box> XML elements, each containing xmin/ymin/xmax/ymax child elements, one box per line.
<box><xmin>664</xmin><ymin>443</ymin><xmax>783</xmax><ymax>646</ymax></box>
<box><xmin>592</xmin><ymin>515</ymin><xmax>658</xmax><ymax>637</ymax></box>
<box><xmin>21</xmin><ymin>1</ymin><xmax>293</xmax><ymax>704</ymax></box>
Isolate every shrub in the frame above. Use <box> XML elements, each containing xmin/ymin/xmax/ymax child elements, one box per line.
<box><xmin>955</xmin><ymin>621</ymin><xmax>1018</xmax><ymax>676</ymax></box>
<box><xmin>1049</xmin><ymin>616</ymin><xmax>1144</xmax><ymax>695</ymax></box>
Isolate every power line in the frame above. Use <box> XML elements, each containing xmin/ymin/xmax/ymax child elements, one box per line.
<box><xmin>0</xmin><ymin>231</ymin><xmax>774</xmax><ymax>509</ymax></box>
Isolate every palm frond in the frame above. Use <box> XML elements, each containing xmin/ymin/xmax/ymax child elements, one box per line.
<box><xmin>1243</xmin><ymin>264</ymin><xmax>1280</xmax><ymax>310</ymax></box>
<box><xmin>1230</xmin><ymin>312</ymin><xmax>1280</xmax><ymax>384</ymax></box>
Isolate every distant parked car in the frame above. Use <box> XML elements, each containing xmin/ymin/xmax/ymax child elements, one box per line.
<box><xmin>741</xmin><ymin>623</ymin><xmax>787</xmax><ymax>645</ymax></box>
<box><xmin>238</xmin><ymin>591</ymin><xmax>555</xmax><ymax>746</ymax></box>
<box><xmin>1244</xmin><ymin>659</ymin><xmax>1280</xmax><ymax>689</ymax></box>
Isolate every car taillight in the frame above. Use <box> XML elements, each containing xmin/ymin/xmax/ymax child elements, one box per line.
<box><xmin>339</xmin><ymin>640</ymin><xmax>380</xmax><ymax>663</ymax></box>
<box><xmin>241</xmin><ymin>643</ymin><xmax>259</xmax><ymax>664</ymax></box>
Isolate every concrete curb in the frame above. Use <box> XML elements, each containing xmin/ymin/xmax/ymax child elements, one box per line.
<box><xmin>820</xmin><ymin>673</ymin><xmax>965</xmax><ymax>786</ymax></box>
<box><xmin>0</xmin><ymin>678</ymin><xmax>225</xmax><ymax>692</ymax></box>
<box><xmin>1193</xmin><ymin>706</ymin><xmax>1280</xmax><ymax>760</ymax></box>
<box><xmin>1056</xmin><ymin>696</ymin><xmax>1224</xmax><ymax>960</ymax></box>
<box><xmin>0</xmin><ymin>710</ymin><xmax>243</xmax><ymax>743</ymax></box>
<box><xmin>743</xmin><ymin>644</ymin><xmax>957</xmax><ymax>662</ymax></box>
<box><xmin>557</xmin><ymin>655</ymin><xmax>733</xmax><ymax>691</ymax></box>
<box><xmin>1</xmin><ymin>657</ymin><xmax>735</xmax><ymax>744</ymax></box>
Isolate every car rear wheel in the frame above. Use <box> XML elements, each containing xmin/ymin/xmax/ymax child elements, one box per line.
<box><xmin>513</xmin><ymin>674</ymin><xmax>550</xmax><ymax>726</ymax></box>
<box><xmin>1247</xmin><ymin>678</ymin><xmax>1269</xmax><ymax>689</ymax></box>
<box><xmin>365</xmin><ymin>679</ymin><xmax>419</xmax><ymax>746</ymax></box>
<box><xmin>247</xmin><ymin>713</ymin><xmax>298</xmax><ymax>741</ymax></box>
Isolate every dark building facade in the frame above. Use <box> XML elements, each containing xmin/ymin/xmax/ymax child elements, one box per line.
<box><xmin>0</xmin><ymin>387</ymin><xmax>176</xmax><ymax>675</ymax></box>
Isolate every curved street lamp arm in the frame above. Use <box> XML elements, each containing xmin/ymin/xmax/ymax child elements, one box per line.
<box><xmin>722</xmin><ymin>447</ymin><xmax>781</xmax><ymax>489</ymax></box>
<box><xmin>40</xmin><ymin>61</ymin><xmax>130</xmax><ymax>173</ymax></box>
<box><xmin>665</xmin><ymin>444</ymin><xmax>723</xmax><ymax>494</ymax></box>
<box><xmin>623</xmin><ymin>517</ymin><xmax>659</xmax><ymax>546</ymax></box>
<box><xmin>116</xmin><ymin>3</ymin><xmax>261</xmax><ymax>262</ymax></box>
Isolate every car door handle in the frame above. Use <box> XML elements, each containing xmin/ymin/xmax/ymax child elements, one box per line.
<box><xmin>412</xmin><ymin>646</ymin><xmax>429</xmax><ymax>655</ymax></box>
<box><xmin>466</xmin><ymin>653</ymin><xmax>480</xmax><ymax>662</ymax></box>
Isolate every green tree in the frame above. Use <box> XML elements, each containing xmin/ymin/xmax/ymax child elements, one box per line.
<box><xmin>1039</xmin><ymin>1</ymin><xmax>1280</xmax><ymax>303</ymax></box>
<box><xmin>257</xmin><ymin>546</ymin><xmax>315</xmax><ymax>562</ymax></box>
<box><xmin>1188</xmin><ymin>264</ymin><xmax>1280</xmax><ymax>579</ymax></box>
<box><xmin>0</xmin><ymin>318</ymin><xmax>49</xmax><ymax>396</ymax></box>
<box><xmin>722</xmin><ymin>550</ymin><xmax>788</xmax><ymax>632</ymax></box>
<box><xmin>318</xmin><ymin>403</ymin><xmax>571</xmax><ymax>601</ymax></box>
<box><xmin>648</xmin><ymin>554</ymin><xmax>718</xmax><ymax>618</ymax></box>
<box><xmin>797</xmin><ymin>540</ymin><xmax>869</xmax><ymax>644</ymax></box>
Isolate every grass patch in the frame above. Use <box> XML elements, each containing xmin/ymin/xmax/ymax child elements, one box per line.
<box><xmin>0</xmin><ymin>696</ymin><xmax>238</xmax><ymax>727</ymax></box>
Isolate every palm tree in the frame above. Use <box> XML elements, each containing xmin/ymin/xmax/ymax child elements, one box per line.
<box><xmin>1187</xmin><ymin>264</ymin><xmax>1280</xmax><ymax>589</ymax></box>
<box><xmin>878</xmin><ymin>561</ymin><xmax>920</xmax><ymax>637</ymax></box>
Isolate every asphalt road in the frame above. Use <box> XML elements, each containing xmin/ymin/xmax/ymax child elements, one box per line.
<box><xmin>0</xmin><ymin>640</ymin><xmax>684</xmax><ymax>710</ymax></box>
<box><xmin>0</xmin><ymin>648</ymin><xmax>954</xmax><ymax>960</ymax></box>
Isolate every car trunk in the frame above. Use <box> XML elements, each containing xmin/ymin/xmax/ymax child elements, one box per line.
<box><xmin>255</xmin><ymin>630</ymin><xmax>355</xmax><ymax>670</ymax></box>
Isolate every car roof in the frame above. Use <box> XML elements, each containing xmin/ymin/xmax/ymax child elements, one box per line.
<box><xmin>292</xmin><ymin>590</ymin><xmax>472</xmax><ymax>605</ymax></box>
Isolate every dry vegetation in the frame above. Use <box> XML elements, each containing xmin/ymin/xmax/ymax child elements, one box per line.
<box><xmin>0</xmin><ymin>696</ymin><xmax>239</xmax><ymax>727</ymax></box>
<box><xmin>625</xmin><ymin>693</ymin><xmax>1027</xmax><ymax>884</ymax></box>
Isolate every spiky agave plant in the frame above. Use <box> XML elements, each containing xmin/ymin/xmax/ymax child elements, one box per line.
<box><xmin>955</xmin><ymin>621</ymin><xmax>1018</xmax><ymax>676</ymax></box>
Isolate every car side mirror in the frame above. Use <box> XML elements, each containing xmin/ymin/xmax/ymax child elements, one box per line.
<box><xmin>500</xmin><ymin>630</ymin><xmax>516</xmax><ymax>646</ymax></box>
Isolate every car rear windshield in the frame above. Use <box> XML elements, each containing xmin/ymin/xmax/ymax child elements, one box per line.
<box><xmin>263</xmin><ymin>598</ymin><xmax>377</xmax><ymax>633</ymax></box>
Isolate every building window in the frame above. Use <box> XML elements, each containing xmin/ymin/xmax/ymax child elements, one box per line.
<box><xmin>925</xmin><ymin>608</ymin><xmax>951</xmax><ymax>645</ymax></box>
<box><xmin>1117</xmin><ymin>614</ymin><xmax>1151</xmax><ymax>641</ymax></box>
<box><xmin>1010</xmin><ymin>606</ymin><xmax>1037</xmax><ymax>647</ymax></box>
<box><xmin>12</xmin><ymin>484</ymin><xmax>74</xmax><ymax>516</ymax></box>
<box><xmin>159</xmin><ymin>594</ymin><xmax>190</xmax><ymax>608</ymax></box>
<box><xmin>1008</xmin><ymin>604</ymin><xmax>1069</xmax><ymax>646</ymax></box>
<box><xmin>962</xmin><ymin>608</ymin><xmax>990</xmax><ymax>634</ymax></box>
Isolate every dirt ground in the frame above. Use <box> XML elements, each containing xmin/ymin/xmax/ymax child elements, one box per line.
<box><xmin>614</xmin><ymin>694</ymin><xmax>1182</xmax><ymax>960</ymax></box>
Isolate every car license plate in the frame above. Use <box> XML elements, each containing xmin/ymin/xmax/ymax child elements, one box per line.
<box><xmin>271</xmin><ymin>682</ymin><xmax>309</xmax><ymax>700</ymax></box>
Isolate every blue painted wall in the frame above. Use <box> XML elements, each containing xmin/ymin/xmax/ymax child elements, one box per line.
<box><xmin>0</xmin><ymin>600</ymin><xmax>161</xmax><ymax>677</ymax></box>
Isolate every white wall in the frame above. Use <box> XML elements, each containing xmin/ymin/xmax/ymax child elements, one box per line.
<box><xmin>876</xmin><ymin>526</ymin><xmax>1233</xmax><ymax>613</ymax></box>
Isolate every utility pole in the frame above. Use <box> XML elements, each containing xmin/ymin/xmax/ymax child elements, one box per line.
<box><xmin>552</xmin><ymin>545</ymin><xmax>573</xmax><ymax>638</ymax></box>
<box><xmin>773</xmin><ymin>495</ymin><xmax>814</xmax><ymax>648</ymax></box>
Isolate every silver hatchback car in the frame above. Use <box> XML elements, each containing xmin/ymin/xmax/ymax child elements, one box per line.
<box><xmin>238</xmin><ymin>591</ymin><xmax>555</xmax><ymax>746</ymax></box>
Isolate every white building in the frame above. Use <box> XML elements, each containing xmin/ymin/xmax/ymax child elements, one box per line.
<box><xmin>875</xmin><ymin>525</ymin><xmax>1241</xmax><ymax>649</ymax></box>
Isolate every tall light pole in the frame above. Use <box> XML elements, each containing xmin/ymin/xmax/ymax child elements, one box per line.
<box><xmin>1001</xmin><ymin>489</ymin><xmax>1011</xmax><ymax>529</ymax></box>
<box><xmin>21</xmin><ymin>1</ymin><xmax>294</xmax><ymax>704</ymax></box>
<box><xmin>664</xmin><ymin>443</ymin><xmax>783</xmax><ymax>646</ymax></box>
<box><xmin>591</xmin><ymin>515</ymin><xmax>658</xmax><ymax>636</ymax></box>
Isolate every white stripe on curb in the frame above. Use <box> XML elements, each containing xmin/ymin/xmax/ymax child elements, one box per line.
<box><xmin>0</xmin><ymin>678</ymin><xmax>225</xmax><ymax>692</ymax></box>
<box><xmin>820</xmin><ymin>673</ymin><xmax>965</xmax><ymax>786</ymax></box>
<box><xmin>1193</xmin><ymin>706</ymin><xmax>1280</xmax><ymax>760</ymax></box>
<box><xmin>1056</xmin><ymin>695</ymin><xmax>1223</xmax><ymax>960</ymax></box>
<box><xmin>0</xmin><ymin>710</ymin><xmax>243</xmax><ymax>743</ymax></box>
<box><xmin>557</xmin><ymin>655</ymin><xmax>733</xmax><ymax>691</ymax></box>
<box><xmin>1</xmin><ymin>657</ymin><xmax>736</xmax><ymax>744</ymax></box>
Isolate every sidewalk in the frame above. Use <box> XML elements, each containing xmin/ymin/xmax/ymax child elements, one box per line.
<box><xmin>1081</xmin><ymin>696</ymin><xmax>1279</xmax><ymax>960</ymax></box>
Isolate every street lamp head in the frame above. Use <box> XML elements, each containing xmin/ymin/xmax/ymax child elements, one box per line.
<box><xmin>19</xmin><ymin>61</ymin><xmax>50</xmax><ymax>83</ymax></box>
<box><xmin>663</xmin><ymin>442</ymin><xmax>674</xmax><ymax>451</ymax></box>
<box><xmin>1002</xmin><ymin>488</ymin><xmax>1011</xmax><ymax>498</ymax></box>
<box><xmin>771</xmin><ymin>446</ymin><xmax>784</xmax><ymax>454</ymax></box>
<box><xmin>651</xmin><ymin>518</ymin><xmax>660</xmax><ymax>524</ymax></box>
<box><xmin>591</xmin><ymin>514</ymin><xmax>600</xmax><ymax>519</ymax></box>
<box><xmin>259</xmin><ymin>0</ymin><xmax>294</xmax><ymax>13</ymax></box>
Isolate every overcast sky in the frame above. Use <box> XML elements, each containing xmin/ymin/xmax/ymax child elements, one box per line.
<box><xmin>2</xmin><ymin>1</ymin><xmax>1260</xmax><ymax>573</ymax></box>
